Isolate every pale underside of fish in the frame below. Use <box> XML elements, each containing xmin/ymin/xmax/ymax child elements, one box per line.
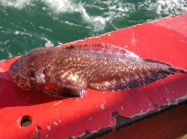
<box><xmin>9</xmin><ymin>43</ymin><xmax>187</xmax><ymax>97</ymax></box>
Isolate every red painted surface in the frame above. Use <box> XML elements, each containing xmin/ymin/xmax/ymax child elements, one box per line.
<box><xmin>0</xmin><ymin>13</ymin><xmax>187</xmax><ymax>139</ymax></box>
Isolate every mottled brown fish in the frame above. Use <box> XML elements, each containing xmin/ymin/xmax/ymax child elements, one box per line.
<box><xmin>9</xmin><ymin>43</ymin><xmax>187</xmax><ymax>97</ymax></box>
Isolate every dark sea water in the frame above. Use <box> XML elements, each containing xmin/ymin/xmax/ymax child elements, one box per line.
<box><xmin>0</xmin><ymin>0</ymin><xmax>187</xmax><ymax>59</ymax></box>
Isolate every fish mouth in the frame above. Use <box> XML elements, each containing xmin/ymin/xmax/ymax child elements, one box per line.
<box><xmin>9</xmin><ymin>61</ymin><xmax>18</xmax><ymax>75</ymax></box>
<box><xmin>9</xmin><ymin>61</ymin><xmax>21</xmax><ymax>83</ymax></box>
<box><xmin>35</xmin><ymin>68</ymin><xmax>46</xmax><ymax>84</ymax></box>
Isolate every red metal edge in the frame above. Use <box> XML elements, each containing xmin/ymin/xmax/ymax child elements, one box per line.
<box><xmin>0</xmin><ymin>13</ymin><xmax>187</xmax><ymax>139</ymax></box>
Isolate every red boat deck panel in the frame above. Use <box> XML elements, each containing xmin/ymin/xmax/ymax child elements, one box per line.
<box><xmin>0</xmin><ymin>13</ymin><xmax>187</xmax><ymax>139</ymax></box>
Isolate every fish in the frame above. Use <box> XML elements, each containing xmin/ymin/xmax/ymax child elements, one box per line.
<box><xmin>9</xmin><ymin>43</ymin><xmax>187</xmax><ymax>97</ymax></box>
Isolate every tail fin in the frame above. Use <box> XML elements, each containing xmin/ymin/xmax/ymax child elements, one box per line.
<box><xmin>168</xmin><ymin>67</ymin><xmax>187</xmax><ymax>74</ymax></box>
<box><xmin>144</xmin><ymin>59</ymin><xmax>187</xmax><ymax>74</ymax></box>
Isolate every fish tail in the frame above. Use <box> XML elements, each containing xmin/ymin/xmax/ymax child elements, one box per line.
<box><xmin>144</xmin><ymin>59</ymin><xmax>187</xmax><ymax>74</ymax></box>
<box><xmin>168</xmin><ymin>66</ymin><xmax>187</xmax><ymax>74</ymax></box>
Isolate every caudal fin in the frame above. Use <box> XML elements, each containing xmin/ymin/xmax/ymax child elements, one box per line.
<box><xmin>144</xmin><ymin>59</ymin><xmax>187</xmax><ymax>74</ymax></box>
<box><xmin>168</xmin><ymin>66</ymin><xmax>187</xmax><ymax>74</ymax></box>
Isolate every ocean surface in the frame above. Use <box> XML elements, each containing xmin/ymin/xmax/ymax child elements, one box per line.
<box><xmin>0</xmin><ymin>0</ymin><xmax>187</xmax><ymax>59</ymax></box>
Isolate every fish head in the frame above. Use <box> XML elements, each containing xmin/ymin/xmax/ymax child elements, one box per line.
<box><xmin>9</xmin><ymin>48</ymin><xmax>48</xmax><ymax>90</ymax></box>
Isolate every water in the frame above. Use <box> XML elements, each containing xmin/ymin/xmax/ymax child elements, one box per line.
<box><xmin>0</xmin><ymin>0</ymin><xmax>187</xmax><ymax>59</ymax></box>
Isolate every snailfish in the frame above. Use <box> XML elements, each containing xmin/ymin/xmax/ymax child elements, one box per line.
<box><xmin>9</xmin><ymin>43</ymin><xmax>187</xmax><ymax>97</ymax></box>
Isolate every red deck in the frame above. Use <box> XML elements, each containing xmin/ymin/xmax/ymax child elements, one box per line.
<box><xmin>0</xmin><ymin>13</ymin><xmax>187</xmax><ymax>139</ymax></box>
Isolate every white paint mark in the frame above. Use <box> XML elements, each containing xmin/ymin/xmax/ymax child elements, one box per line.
<box><xmin>131</xmin><ymin>38</ymin><xmax>137</xmax><ymax>46</ymax></box>
<box><xmin>148</xmin><ymin>103</ymin><xmax>152</xmax><ymax>106</ymax></box>
<box><xmin>88</xmin><ymin>116</ymin><xmax>93</xmax><ymax>121</ymax></box>
<box><xmin>166</xmin><ymin>98</ymin><xmax>175</xmax><ymax>106</ymax></box>
<box><xmin>121</xmin><ymin>106</ymin><xmax>124</xmax><ymax>111</ymax></box>
<box><xmin>164</xmin><ymin>87</ymin><xmax>168</xmax><ymax>91</ymax></box>
<box><xmin>47</xmin><ymin>125</ymin><xmax>51</xmax><ymax>131</ymax></box>
<box><xmin>53</xmin><ymin>101</ymin><xmax>62</xmax><ymax>106</ymax></box>
<box><xmin>45</xmin><ymin>134</ymin><xmax>49</xmax><ymax>138</ymax></box>
<box><xmin>101</xmin><ymin>104</ymin><xmax>105</xmax><ymax>110</ymax></box>
<box><xmin>54</xmin><ymin>121</ymin><xmax>58</xmax><ymax>126</ymax></box>
<box><xmin>129</xmin><ymin>109</ymin><xmax>150</xmax><ymax>118</ymax></box>
<box><xmin>17</xmin><ymin>117</ymin><xmax>21</xmax><ymax>124</ymax></box>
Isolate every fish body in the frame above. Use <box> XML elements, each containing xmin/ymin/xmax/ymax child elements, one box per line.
<box><xmin>9</xmin><ymin>43</ymin><xmax>187</xmax><ymax>97</ymax></box>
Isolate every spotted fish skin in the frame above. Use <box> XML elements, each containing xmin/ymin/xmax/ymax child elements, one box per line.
<box><xmin>9</xmin><ymin>43</ymin><xmax>187</xmax><ymax>97</ymax></box>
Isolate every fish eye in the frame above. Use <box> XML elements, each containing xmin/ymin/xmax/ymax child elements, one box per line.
<box><xmin>25</xmin><ymin>69</ymin><xmax>36</xmax><ymax>78</ymax></box>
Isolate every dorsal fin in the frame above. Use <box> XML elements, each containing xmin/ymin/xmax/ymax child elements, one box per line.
<box><xmin>63</xmin><ymin>43</ymin><xmax>140</xmax><ymax>58</ymax></box>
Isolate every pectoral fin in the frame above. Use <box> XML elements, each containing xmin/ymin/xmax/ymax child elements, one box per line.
<box><xmin>43</xmin><ymin>72</ymin><xmax>88</xmax><ymax>97</ymax></box>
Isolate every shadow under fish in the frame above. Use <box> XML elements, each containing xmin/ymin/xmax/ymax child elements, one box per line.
<box><xmin>9</xmin><ymin>43</ymin><xmax>187</xmax><ymax>97</ymax></box>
